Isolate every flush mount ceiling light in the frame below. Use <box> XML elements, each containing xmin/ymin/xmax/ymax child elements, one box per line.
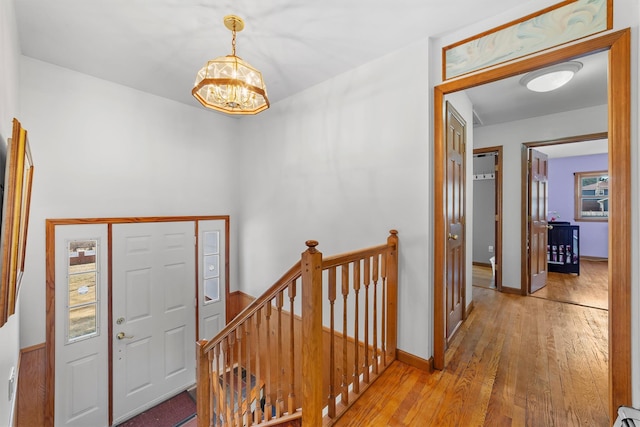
<box><xmin>192</xmin><ymin>15</ymin><xmax>269</xmax><ymax>115</ymax></box>
<box><xmin>519</xmin><ymin>61</ymin><xmax>583</xmax><ymax>93</ymax></box>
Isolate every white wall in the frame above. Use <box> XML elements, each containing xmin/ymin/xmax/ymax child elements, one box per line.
<box><xmin>0</xmin><ymin>0</ymin><xmax>21</xmax><ymax>424</ymax></box>
<box><xmin>238</xmin><ymin>40</ymin><xmax>432</xmax><ymax>358</ymax></box>
<box><xmin>474</xmin><ymin>104</ymin><xmax>607</xmax><ymax>288</ymax></box>
<box><xmin>19</xmin><ymin>57</ymin><xmax>243</xmax><ymax>348</ymax></box>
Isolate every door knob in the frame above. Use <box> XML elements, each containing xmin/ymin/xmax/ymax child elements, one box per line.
<box><xmin>448</xmin><ymin>233</ymin><xmax>459</xmax><ymax>240</ymax></box>
<box><xmin>116</xmin><ymin>332</ymin><xmax>134</xmax><ymax>340</ymax></box>
<box><xmin>546</xmin><ymin>225</ymin><xmax>554</xmax><ymax>230</ymax></box>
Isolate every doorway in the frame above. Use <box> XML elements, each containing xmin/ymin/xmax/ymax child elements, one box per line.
<box><xmin>472</xmin><ymin>146</ymin><xmax>503</xmax><ymax>291</ymax></box>
<box><xmin>521</xmin><ymin>133</ymin><xmax>609</xmax><ymax>297</ymax></box>
<box><xmin>45</xmin><ymin>215</ymin><xmax>230</xmax><ymax>426</ymax></box>
<box><xmin>433</xmin><ymin>29</ymin><xmax>631</xmax><ymax>421</ymax></box>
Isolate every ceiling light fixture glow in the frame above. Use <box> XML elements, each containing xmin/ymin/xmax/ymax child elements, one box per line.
<box><xmin>192</xmin><ymin>15</ymin><xmax>269</xmax><ymax>115</ymax></box>
<box><xmin>519</xmin><ymin>61</ymin><xmax>583</xmax><ymax>93</ymax></box>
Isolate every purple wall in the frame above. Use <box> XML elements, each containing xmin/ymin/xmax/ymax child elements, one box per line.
<box><xmin>548</xmin><ymin>153</ymin><xmax>608</xmax><ymax>258</ymax></box>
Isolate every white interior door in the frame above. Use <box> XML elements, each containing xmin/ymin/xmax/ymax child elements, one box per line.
<box><xmin>198</xmin><ymin>219</ymin><xmax>227</xmax><ymax>340</ymax></box>
<box><xmin>112</xmin><ymin>221</ymin><xmax>196</xmax><ymax>424</ymax></box>
<box><xmin>55</xmin><ymin>224</ymin><xmax>109</xmax><ymax>427</ymax></box>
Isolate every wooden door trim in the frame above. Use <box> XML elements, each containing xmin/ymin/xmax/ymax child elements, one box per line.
<box><xmin>520</xmin><ymin>132</ymin><xmax>608</xmax><ymax>295</ymax></box>
<box><xmin>433</xmin><ymin>29</ymin><xmax>631</xmax><ymax>422</ymax></box>
<box><xmin>473</xmin><ymin>146</ymin><xmax>503</xmax><ymax>291</ymax></box>
<box><xmin>520</xmin><ymin>146</ymin><xmax>529</xmax><ymax>295</ymax></box>
<box><xmin>44</xmin><ymin>215</ymin><xmax>230</xmax><ymax>426</ymax></box>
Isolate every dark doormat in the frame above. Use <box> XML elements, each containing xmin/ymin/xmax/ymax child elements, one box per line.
<box><xmin>117</xmin><ymin>390</ymin><xmax>196</xmax><ymax>427</ymax></box>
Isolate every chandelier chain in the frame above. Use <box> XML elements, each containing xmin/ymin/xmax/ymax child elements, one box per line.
<box><xmin>231</xmin><ymin>25</ymin><xmax>237</xmax><ymax>56</ymax></box>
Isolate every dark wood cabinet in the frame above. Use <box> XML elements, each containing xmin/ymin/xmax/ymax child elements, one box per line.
<box><xmin>547</xmin><ymin>223</ymin><xmax>579</xmax><ymax>275</ymax></box>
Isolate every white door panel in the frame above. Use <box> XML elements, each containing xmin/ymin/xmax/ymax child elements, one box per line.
<box><xmin>55</xmin><ymin>224</ymin><xmax>109</xmax><ymax>427</ymax></box>
<box><xmin>112</xmin><ymin>221</ymin><xmax>196</xmax><ymax>424</ymax></box>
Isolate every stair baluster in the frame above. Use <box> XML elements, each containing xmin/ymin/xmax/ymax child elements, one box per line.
<box><xmin>363</xmin><ymin>256</ymin><xmax>370</xmax><ymax>385</ymax></box>
<box><xmin>372</xmin><ymin>254</ymin><xmax>379</xmax><ymax>376</ymax></box>
<box><xmin>340</xmin><ymin>264</ymin><xmax>349</xmax><ymax>407</ymax></box>
<box><xmin>352</xmin><ymin>261</ymin><xmax>360</xmax><ymax>395</ymax></box>
<box><xmin>287</xmin><ymin>283</ymin><xmax>296</xmax><ymax>415</ymax></box>
<box><xmin>327</xmin><ymin>267</ymin><xmax>337</xmax><ymax>418</ymax></box>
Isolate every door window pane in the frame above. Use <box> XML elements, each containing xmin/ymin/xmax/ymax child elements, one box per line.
<box><xmin>68</xmin><ymin>305</ymin><xmax>97</xmax><ymax>340</ymax></box>
<box><xmin>68</xmin><ymin>272</ymin><xmax>97</xmax><ymax>306</ymax></box>
<box><xmin>203</xmin><ymin>255</ymin><xmax>219</xmax><ymax>280</ymax></box>
<box><xmin>204</xmin><ymin>231</ymin><xmax>219</xmax><ymax>255</ymax></box>
<box><xmin>204</xmin><ymin>278</ymin><xmax>220</xmax><ymax>302</ymax></box>
<box><xmin>67</xmin><ymin>239</ymin><xmax>99</xmax><ymax>343</ymax></box>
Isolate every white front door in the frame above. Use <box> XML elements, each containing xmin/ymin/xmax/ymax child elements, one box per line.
<box><xmin>55</xmin><ymin>224</ymin><xmax>109</xmax><ymax>427</ymax></box>
<box><xmin>111</xmin><ymin>221</ymin><xmax>196</xmax><ymax>424</ymax></box>
<box><xmin>198</xmin><ymin>219</ymin><xmax>227</xmax><ymax>340</ymax></box>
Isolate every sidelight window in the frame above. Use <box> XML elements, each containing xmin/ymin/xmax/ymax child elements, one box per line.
<box><xmin>203</xmin><ymin>231</ymin><xmax>220</xmax><ymax>303</ymax></box>
<box><xmin>67</xmin><ymin>239</ymin><xmax>99</xmax><ymax>342</ymax></box>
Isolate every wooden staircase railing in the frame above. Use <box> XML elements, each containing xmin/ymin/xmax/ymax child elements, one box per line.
<box><xmin>196</xmin><ymin>230</ymin><xmax>398</xmax><ymax>427</ymax></box>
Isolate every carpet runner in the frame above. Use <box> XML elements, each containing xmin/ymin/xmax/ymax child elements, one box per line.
<box><xmin>117</xmin><ymin>390</ymin><xmax>196</xmax><ymax>427</ymax></box>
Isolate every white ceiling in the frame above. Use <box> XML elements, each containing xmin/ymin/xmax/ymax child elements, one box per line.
<box><xmin>14</xmin><ymin>0</ymin><xmax>606</xmax><ymax>124</ymax></box>
<box><xmin>537</xmin><ymin>139</ymin><xmax>608</xmax><ymax>158</ymax></box>
<box><xmin>465</xmin><ymin>50</ymin><xmax>608</xmax><ymax>127</ymax></box>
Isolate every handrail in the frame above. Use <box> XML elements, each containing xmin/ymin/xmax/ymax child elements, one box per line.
<box><xmin>202</xmin><ymin>260</ymin><xmax>302</xmax><ymax>353</ymax></box>
<box><xmin>321</xmin><ymin>243</ymin><xmax>391</xmax><ymax>269</ymax></box>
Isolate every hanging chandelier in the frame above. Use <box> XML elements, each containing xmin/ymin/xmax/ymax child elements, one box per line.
<box><xmin>192</xmin><ymin>15</ymin><xmax>269</xmax><ymax>115</ymax></box>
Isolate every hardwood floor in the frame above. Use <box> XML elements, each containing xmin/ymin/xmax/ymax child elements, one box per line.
<box><xmin>473</xmin><ymin>260</ymin><xmax>608</xmax><ymax>310</ymax></box>
<box><xmin>531</xmin><ymin>260</ymin><xmax>608</xmax><ymax>310</ymax></box>
<box><xmin>472</xmin><ymin>264</ymin><xmax>494</xmax><ymax>289</ymax></box>
<box><xmin>15</xmin><ymin>344</ymin><xmax>46</xmax><ymax>426</ymax></box>
<box><xmin>334</xmin><ymin>286</ymin><xmax>608</xmax><ymax>426</ymax></box>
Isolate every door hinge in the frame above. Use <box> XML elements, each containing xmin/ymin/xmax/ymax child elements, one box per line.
<box><xmin>494</xmin><ymin>164</ymin><xmax>499</xmax><ymax>172</ymax></box>
<box><xmin>495</xmin><ymin>214</ymin><xmax>499</xmax><ymax>221</ymax></box>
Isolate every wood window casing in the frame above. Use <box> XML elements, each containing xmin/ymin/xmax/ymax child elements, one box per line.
<box><xmin>574</xmin><ymin>170</ymin><xmax>609</xmax><ymax>222</ymax></box>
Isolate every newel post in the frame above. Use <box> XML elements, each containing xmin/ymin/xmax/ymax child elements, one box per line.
<box><xmin>196</xmin><ymin>339</ymin><xmax>210</xmax><ymax>427</ymax></box>
<box><xmin>301</xmin><ymin>240</ymin><xmax>323</xmax><ymax>427</ymax></box>
<box><xmin>386</xmin><ymin>230</ymin><xmax>399</xmax><ymax>361</ymax></box>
